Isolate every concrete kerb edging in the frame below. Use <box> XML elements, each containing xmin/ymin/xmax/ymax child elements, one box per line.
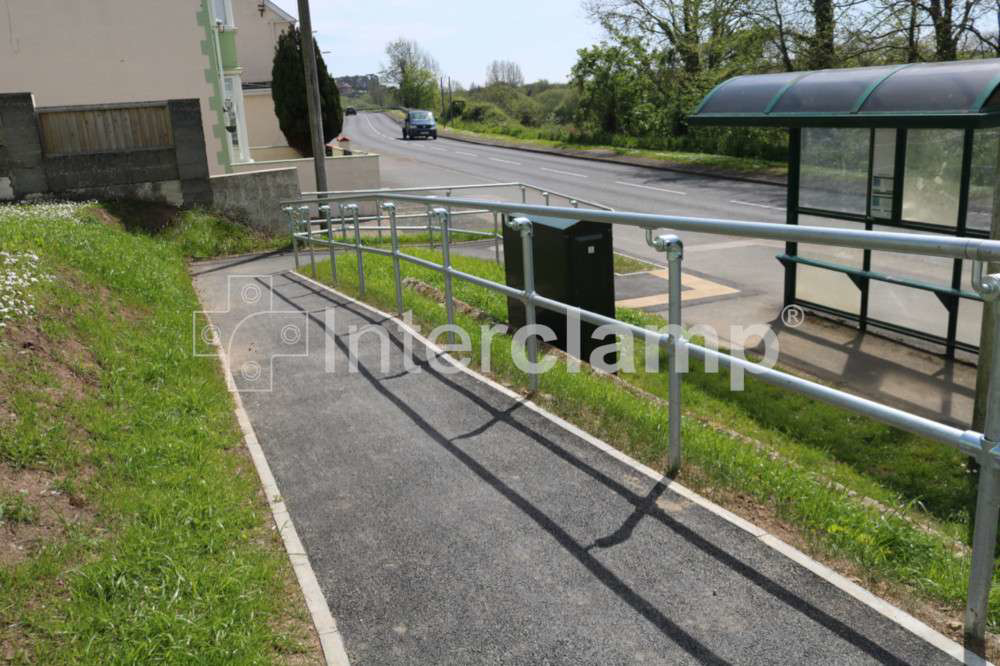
<box><xmin>294</xmin><ymin>270</ymin><xmax>989</xmax><ymax>666</ymax></box>
<box><xmin>201</xmin><ymin>299</ymin><xmax>351</xmax><ymax>666</ymax></box>
<box><xmin>379</xmin><ymin>111</ymin><xmax>785</xmax><ymax>188</ymax></box>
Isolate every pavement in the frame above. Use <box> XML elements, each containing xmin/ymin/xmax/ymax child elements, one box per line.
<box><xmin>193</xmin><ymin>250</ymin><xmax>969</xmax><ymax>665</ymax></box>
<box><xmin>343</xmin><ymin>112</ymin><xmax>980</xmax><ymax>427</ymax></box>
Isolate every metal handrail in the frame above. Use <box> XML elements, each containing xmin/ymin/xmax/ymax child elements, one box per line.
<box><xmin>283</xmin><ymin>190</ymin><xmax>1000</xmax><ymax>654</ymax></box>
<box><xmin>284</xmin><ymin>181</ymin><xmax>615</xmax><ymax>213</ymax></box>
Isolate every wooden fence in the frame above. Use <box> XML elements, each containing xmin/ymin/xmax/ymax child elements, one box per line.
<box><xmin>37</xmin><ymin>102</ymin><xmax>173</xmax><ymax>156</ymax></box>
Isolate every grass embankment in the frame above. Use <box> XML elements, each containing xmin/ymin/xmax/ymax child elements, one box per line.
<box><xmin>301</xmin><ymin>246</ymin><xmax>994</xmax><ymax>639</ymax></box>
<box><xmin>0</xmin><ymin>202</ymin><xmax>315</xmax><ymax>663</ymax></box>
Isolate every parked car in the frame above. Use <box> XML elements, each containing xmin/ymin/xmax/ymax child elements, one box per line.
<box><xmin>403</xmin><ymin>110</ymin><xmax>437</xmax><ymax>139</ymax></box>
<box><xmin>345</xmin><ymin>107</ymin><xmax>357</xmax><ymax>116</ymax></box>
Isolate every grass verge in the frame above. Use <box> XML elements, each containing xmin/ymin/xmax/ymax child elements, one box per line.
<box><xmin>441</xmin><ymin>121</ymin><xmax>788</xmax><ymax>180</ymax></box>
<box><xmin>0</xmin><ymin>201</ymin><xmax>317</xmax><ymax>663</ymax></box>
<box><xmin>299</xmin><ymin>245</ymin><xmax>995</xmax><ymax>642</ymax></box>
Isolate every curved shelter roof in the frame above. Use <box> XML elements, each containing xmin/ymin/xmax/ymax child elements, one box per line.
<box><xmin>688</xmin><ymin>59</ymin><xmax>1000</xmax><ymax>128</ymax></box>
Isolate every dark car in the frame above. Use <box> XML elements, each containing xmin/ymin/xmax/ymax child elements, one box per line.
<box><xmin>345</xmin><ymin>107</ymin><xmax>357</xmax><ymax>116</ymax></box>
<box><xmin>403</xmin><ymin>110</ymin><xmax>437</xmax><ymax>140</ymax></box>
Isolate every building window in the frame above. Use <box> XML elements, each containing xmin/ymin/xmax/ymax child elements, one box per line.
<box><xmin>223</xmin><ymin>75</ymin><xmax>251</xmax><ymax>163</ymax></box>
<box><xmin>212</xmin><ymin>0</ymin><xmax>234</xmax><ymax>28</ymax></box>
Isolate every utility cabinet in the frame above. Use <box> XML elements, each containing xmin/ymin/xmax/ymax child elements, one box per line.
<box><xmin>503</xmin><ymin>214</ymin><xmax>616</xmax><ymax>364</ymax></box>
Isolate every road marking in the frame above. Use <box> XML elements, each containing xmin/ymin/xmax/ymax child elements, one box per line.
<box><xmin>615</xmin><ymin>181</ymin><xmax>686</xmax><ymax>196</ymax></box>
<box><xmin>490</xmin><ymin>157</ymin><xmax>522</xmax><ymax>165</ymax></box>
<box><xmin>363</xmin><ymin>113</ymin><xmax>391</xmax><ymax>140</ymax></box>
<box><xmin>428</xmin><ymin>146</ymin><xmax>449</xmax><ymax>152</ymax></box>
<box><xmin>541</xmin><ymin>167</ymin><xmax>588</xmax><ymax>178</ymax></box>
<box><xmin>455</xmin><ymin>151</ymin><xmax>478</xmax><ymax>157</ymax></box>
<box><xmin>730</xmin><ymin>199</ymin><xmax>786</xmax><ymax>211</ymax></box>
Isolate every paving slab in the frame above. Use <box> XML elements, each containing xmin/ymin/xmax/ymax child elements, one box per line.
<box><xmin>193</xmin><ymin>251</ymin><xmax>967</xmax><ymax>665</ymax></box>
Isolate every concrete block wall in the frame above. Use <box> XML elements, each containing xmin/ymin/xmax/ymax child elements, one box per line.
<box><xmin>0</xmin><ymin>93</ymin><xmax>47</xmax><ymax>199</ymax></box>
<box><xmin>209</xmin><ymin>167</ymin><xmax>299</xmax><ymax>233</ymax></box>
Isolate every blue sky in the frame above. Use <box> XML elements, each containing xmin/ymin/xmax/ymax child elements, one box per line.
<box><xmin>273</xmin><ymin>1</ymin><xmax>605</xmax><ymax>87</ymax></box>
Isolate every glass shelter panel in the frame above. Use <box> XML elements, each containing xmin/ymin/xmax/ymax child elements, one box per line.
<box><xmin>969</xmin><ymin>128</ymin><xmax>1000</xmax><ymax>234</ymax></box>
<box><xmin>794</xmin><ymin>217</ymin><xmax>865</xmax><ymax>315</ymax></box>
<box><xmin>869</xmin><ymin>245</ymin><xmax>955</xmax><ymax>286</ymax></box>
<box><xmin>902</xmin><ymin>129</ymin><xmax>963</xmax><ymax>227</ymax></box>
<box><xmin>867</xmin><ymin>282</ymin><xmax>950</xmax><ymax>339</ymax></box>
<box><xmin>959</xmin><ymin>261</ymin><xmax>986</xmax><ymax>348</ymax></box>
<box><xmin>800</xmin><ymin>128</ymin><xmax>870</xmax><ymax>215</ymax></box>
<box><xmin>870</xmin><ymin>129</ymin><xmax>896</xmax><ymax>219</ymax></box>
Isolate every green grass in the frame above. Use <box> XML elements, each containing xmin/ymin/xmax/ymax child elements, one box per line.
<box><xmin>613</xmin><ymin>253</ymin><xmax>658</xmax><ymax>274</ymax></box>
<box><xmin>0</xmin><ymin>202</ymin><xmax>312</xmax><ymax>663</ymax></box>
<box><xmin>0</xmin><ymin>493</ymin><xmax>36</xmax><ymax>526</ymax></box>
<box><xmin>152</xmin><ymin>209</ymin><xmax>290</xmax><ymax>259</ymax></box>
<box><xmin>441</xmin><ymin>120</ymin><xmax>787</xmax><ymax>179</ymax></box>
<box><xmin>299</xmin><ymin>246</ymin><xmax>995</xmax><ymax>629</ymax></box>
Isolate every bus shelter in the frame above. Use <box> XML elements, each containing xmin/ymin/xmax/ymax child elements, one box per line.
<box><xmin>688</xmin><ymin>59</ymin><xmax>1000</xmax><ymax>357</ymax></box>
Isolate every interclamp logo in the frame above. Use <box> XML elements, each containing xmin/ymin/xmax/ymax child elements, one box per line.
<box><xmin>194</xmin><ymin>275</ymin><xmax>786</xmax><ymax>393</ymax></box>
<box><xmin>194</xmin><ymin>275</ymin><xmax>309</xmax><ymax>392</ymax></box>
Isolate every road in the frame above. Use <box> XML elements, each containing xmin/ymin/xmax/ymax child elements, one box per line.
<box><xmin>343</xmin><ymin>112</ymin><xmax>977</xmax><ymax>426</ymax></box>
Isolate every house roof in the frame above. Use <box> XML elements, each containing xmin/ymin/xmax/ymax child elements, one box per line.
<box><xmin>688</xmin><ymin>59</ymin><xmax>1000</xmax><ymax>129</ymax></box>
<box><xmin>264</xmin><ymin>0</ymin><xmax>296</xmax><ymax>24</ymax></box>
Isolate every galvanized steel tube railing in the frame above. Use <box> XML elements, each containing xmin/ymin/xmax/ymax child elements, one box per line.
<box><xmin>285</xmin><ymin>190</ymin><xmax>1000</xmax><ymax>655</ymax></box>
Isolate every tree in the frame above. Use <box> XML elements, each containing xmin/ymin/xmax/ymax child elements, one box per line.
<box><xmin>485</xmin><ymin>60</ymin><xmax>525</xmax><ymax>87</ymax></box>
<box><xmin>381</xmin><ymin>38</ymin><xmax>439</xmax><ymax>108</ymax></box>
<box><xmin>271</xmin><ymin>26</ymin><xmax>342</xmax><ymax>156</ymax></box>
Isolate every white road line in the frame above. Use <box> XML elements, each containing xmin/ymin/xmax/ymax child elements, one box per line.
<box><xmin>730</xmin><ymin>199</ymin><xmax>786</xmax><ymax>211</ymax></box>
<box><xmin>428</xmin><ymin>146</ymin><xmax>449</xmax><ymax>152</ymax></box>
<box><xmin>490</xmin><ymin>157</ymin><xmax>522</xmax><ymax>165</ymax></box>
<box><xmin>455</xmin><ymin>151</ymin><xmax>478</xmax><ymax>157</ymax></box>
<box><xmin>363</xmin><ymin>113</ymin><xmax>390</xmax><ymax>140</ymax></box>
<box><xmin>541</xmin><ymin>167</ymin><xmax>588</xmax><ymax>178</ymax></box>
<box><xmin>615</xmin><ymin>181</ymin><xmax>686</xmax><ymax>196</ymax></box>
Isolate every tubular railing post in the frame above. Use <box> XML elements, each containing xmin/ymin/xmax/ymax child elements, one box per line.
<box><xmin>300</xmin><ymin>205</ymin><xmax>316</xmax><ymax>279</ymax></box>
<box><xmin>965</xmin><ymin>261</ymin><xmax>1000</xmax><ymax>653</ymax></box>
<box><xmin>493</xmin><ymin>211</ymin><xmax>500</xmax><ymax>265</ymax></box>
<box><xmin>339</xmin><ymin>203</ymin><xmax>348</xmax><ymax>241</ymax></box>
<box><xmin>507</xmin><ymin>216</ymin><xmax>538</xmax><ymax>391</ymax></box>
<box><xmin>520</xmin><ymin>185</ymin><xmax>526</xmax><ymax>204</ymax></box>
<box><xmin>434</xmin><ymin>207</ymin><xmax>456</xmax><ymax>344</ymax></box>
<box><xmin>543</xmin><ymin>191</ymin><xmax>550</xmax><ymax>206</ymax></box>
<box><xmin>348</xmin><ymin>203</ymin><xmax>365</xmax><ymax>298</ymax></box>
<box><xmin>426</xmin><ymin>204</ymin><xmax>435</xmax><ymax>249</ymax></box>
<box><xmin>570</xmin><ymin>199</ymin><xmax>579</xmax><ymax>209</ymax></box>
<box><xmin>284</xmin><ymin>206</ymin><xmax>299</xmax><ymax>270</ymax></box>
<box><xmin>321</xmin><ymin>204</ymin><xmax>336</xmax><ymax>284</ymax></box>
<box><xmin>376</xmin><ymin>197</ymin><xmax>383</xmax><ymax>244</ymax></box>
<box><xmin>384</xmin><ymin>202</ymin><xmax>404</xmax><ymax>316</ymax></box>
<box><xmin>648</xmin><ymin>232</ymin><xmax>684</xmax><ymax>475</ymax></box>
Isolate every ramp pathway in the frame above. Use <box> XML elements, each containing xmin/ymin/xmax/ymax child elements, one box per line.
<box><xmin>193</xmin><ymin>252</ymin><xmax>966</xmax><ymax>665</ymax></box>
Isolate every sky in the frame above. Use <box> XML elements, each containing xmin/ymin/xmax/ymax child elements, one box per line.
<box><xmin>271</xmin><ymin>0</ymin><xmax>606</xmax><ymax>87</ymax></box>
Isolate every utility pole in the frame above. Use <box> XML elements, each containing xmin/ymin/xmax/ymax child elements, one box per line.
<box><xmin>440</xmin><ymin>77</ymin><xmax>446</xmax><ymax>122</ymax></box>
<box><xmin>297</xmin><ymin>0</ymin><xmax>327</xmax><ymax>192</ymax></box>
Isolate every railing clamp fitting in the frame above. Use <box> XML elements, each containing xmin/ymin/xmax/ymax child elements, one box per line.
<box><xmin>646</xmin><ymin>229</ymin><xmax>683</xmax><ymax>259</ymax></box>
<box><xmin>505</xmin><ymin>216</ymin><xmax>532</xmax><ymax>235</ymax></box>
<box><xmin>972</xmin><ymin>261</ymin><xmax>1000</xmax><ymax>301</ymax></box>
